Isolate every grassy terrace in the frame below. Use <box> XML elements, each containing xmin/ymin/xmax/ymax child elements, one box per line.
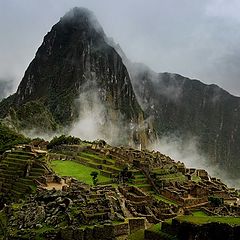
<box><xmin>79</xmin><ymin>151</ymin><xmax>115</xmax><ymax>163</ymax></box>
<box><xmin>191</xmin><ymin>175</ymin><xmax>202</xmax><ymax>182</ymax></box>
<box><xmin>152</xmin><ymin>168</ymin><xmax>170</xmax><ymax>175</ymax></box>
<box><xmin>129</xmin><ymin>229</ymin><xmax>145</xmax><ymax>240</ymax></box>
<box><xmin>156</xmin><ymin>173</ymin><xmax>186</xmax><ymax>182</ymax></box>
<box><xmin>145</xmin><ymin>223</ymin><xmax>178</xmax><ymax>240</ymax></box>
<box><xmin>176</xmin><ymin>216</ymin><xmax>240</xmax><ymax>225</ymax></box>
<box><xmin>0</xmin><ymin>149</ymin><xmax>46</xmax><ymax>197</ymax></box>
<box><xmin>50</xmin><ymin>160</ymin><xmax>111</xmax><ymax>185</ymax></box>
<box><xmin>192</xmin><ymin>210</ymin><xmax>208</xmax><ymax>217</ymax></box>
<box><xmin>147</xmin><ymin>223</ymin><xmax>162</xmax><ymax>233</ymax></box>
<box><xmin>153</xmin><ymin>194</ymin><xmax>178</xmax><ymax>206</ymax></box>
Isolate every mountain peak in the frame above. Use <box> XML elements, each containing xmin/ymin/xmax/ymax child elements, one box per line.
<box><xmin>62</xmin><ymin>7</ymin><xmax>93</xmax><ymax>22</ymax></box>
<box><xmin>60</xmin><ymin>7</ymin><xmax>104</xmax><ymax>35</ymax></box>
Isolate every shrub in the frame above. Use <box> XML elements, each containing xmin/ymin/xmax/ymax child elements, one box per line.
<box><xmin>47</xmin><ymin>135</ymin><xmax>81</xmax><ymax>149</ymax></box>
<box><xmin>0</xmin><ymin>123</ymin><xmax>30</xmax><ymax>153</ymax></box>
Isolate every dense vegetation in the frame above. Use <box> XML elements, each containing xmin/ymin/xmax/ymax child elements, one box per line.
<box><xmin>47</xmin><ymin>135</ymin><xmax>82</xmax><ymax>149</ymax></box>
<box><xmin>0</xmin><ymin>123</ymin><xmax>30</xmax><ymax>154</ymax></box>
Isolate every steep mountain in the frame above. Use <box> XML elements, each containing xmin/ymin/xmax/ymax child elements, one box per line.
<box><xmin>130</xmin><ymin>63</ymin><xmax>240</xmax><ymax>179</ymax></box>
<box><xmin>0</xmin><ymin>8</ymin><xmax>150</xmax><ymax>146</ymax></box>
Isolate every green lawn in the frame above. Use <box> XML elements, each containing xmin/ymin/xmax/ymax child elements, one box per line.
<box><xmin>177</xmin><ymin>215</ymin><xmax>240</xmax><ymax>226</ymax></box>
<box><xmin>50</xmin><ymin>160</ymin><xmax>111</xmax><ymax>185</ymax></box>
<box><xmin>192</xmin><ymin>211</ymin><xmax>208</xmax><ymax>217</ymax></box>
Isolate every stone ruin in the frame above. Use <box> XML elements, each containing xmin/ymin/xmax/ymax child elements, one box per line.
<box><xmin>118</xmin><ymin>185</ymin><xmax>179</xmax><ymax>222</ymax></box>
<box><xmin>1</xmin><ymin>140</ymin><xmax>240</xmax><ymax>239</ymax></box>
<box><xmin>0</xmin><ymin>144</ymin><xmax>52</xmax><ymax>202</ymax></box>
<box><xmin>89</xmin><ymin>142</ymin><xmax>240</xmax><ymax>211</ymax></box>
<box><xmin>1</xmin><ymin>179</ymin><xmax>147</xmax><ymax>239</ymax></box>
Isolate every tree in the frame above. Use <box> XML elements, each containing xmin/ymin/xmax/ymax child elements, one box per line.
<box><xmin>119</xmin><ymin>165</ymin><xmax>133</xmax><ymax>183</ymax></box>
<box><xmin>208</xmin><ymin>196</ymin><xmax>223</xmax><ymax>207</ymax></box>
<box><xmin>90</xmin><ymin>171</ymin><xmax>99</xmax><ymax>186</ymax></box>
<box><xmin>47</xmin><ymin>135</ymin><xmax>81</xmax><ymax>149</ymax></box>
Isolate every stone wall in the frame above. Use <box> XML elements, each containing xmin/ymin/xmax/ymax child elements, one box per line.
<box><xmin>159</xmin><ymin>189</ymin><xmax>182</xmax><ymax>203</ymax></box>
<box><xmin>113</xmin><ymin>222</ymin><xmax>129</xmax><ymax>236</ymax></box>
<box><xmin>182</xmin><ymin>197</ymin><xmax>208</xmax><ymax>207</ymax></box>
<box><xmin>57</xmin><ymin>219</ymin><xmax>144</xmax><ymax>239</ymax></box>
<box><xmin>118</xmin><ymin>186</ymin><xmax>151</xmax><ymax>202</ymax></box>
<box><xmin>128</xmin><ymin>217</ymin><xmax>146</xmax><ymax>233</ymax></box>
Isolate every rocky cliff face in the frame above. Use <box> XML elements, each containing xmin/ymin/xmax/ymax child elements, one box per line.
<box><xmin>0</xmin><ymin>8</ymin><xmax>150</xmax><ymax>146</ymax></box>
<box><xmin>130</xmin><ymin>63</ymin><xmax>240</xmax><ymax>178</ymax></box>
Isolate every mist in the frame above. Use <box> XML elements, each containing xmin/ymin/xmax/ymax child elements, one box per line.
<box><xmin>69</xmin><ymin>80</ymin><xmax>130</xmax><ymax>145</ymax></box>
<box><xmin>150</xmin><ymin>134</ymin><xmax>240</xmax><ymax>189</ymax></box>
<box><xmin>70</xmin><ymin>82</ymin><xmax>107</xmax><ymax>142</ymax></box>
<box><xmin>21</xmin><ymin>129</ymin><xmax>56</xmax><ymax>142</ymax></box>
<box><xmin>0</xmin><ymin>79</ymin><xmax>14</xmax><ymax>100</ymax></box>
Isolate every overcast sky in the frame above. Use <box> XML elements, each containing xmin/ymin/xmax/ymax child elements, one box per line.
<box><xmin>1</xmin><ymin>0</ymin><xmax>240</xmax><ymax>96</ymax></box>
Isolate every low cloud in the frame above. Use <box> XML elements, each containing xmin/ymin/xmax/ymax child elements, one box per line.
<box><xmin>21</xmin><ymin>128</ymin><xmax>56</xmax><ymax>142</ymax></box>
<box><xmin>69</xmin><ymin>79</ymin><xmax>130</xmax><ymax>145</ymax></box>
<box><xmin>0</xmin><ymin>79</ymin><xmax>14</xmax><ymax>100</ymax></box>
<box><xmin>149</xmin><ymin>134</ymin><xmax>240</xmax><ymax>188</ymax></box>
<box><xmin>70</xmin><ymin>83</ymin><xmax>107</xmax><ymax>142</ymax></box>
